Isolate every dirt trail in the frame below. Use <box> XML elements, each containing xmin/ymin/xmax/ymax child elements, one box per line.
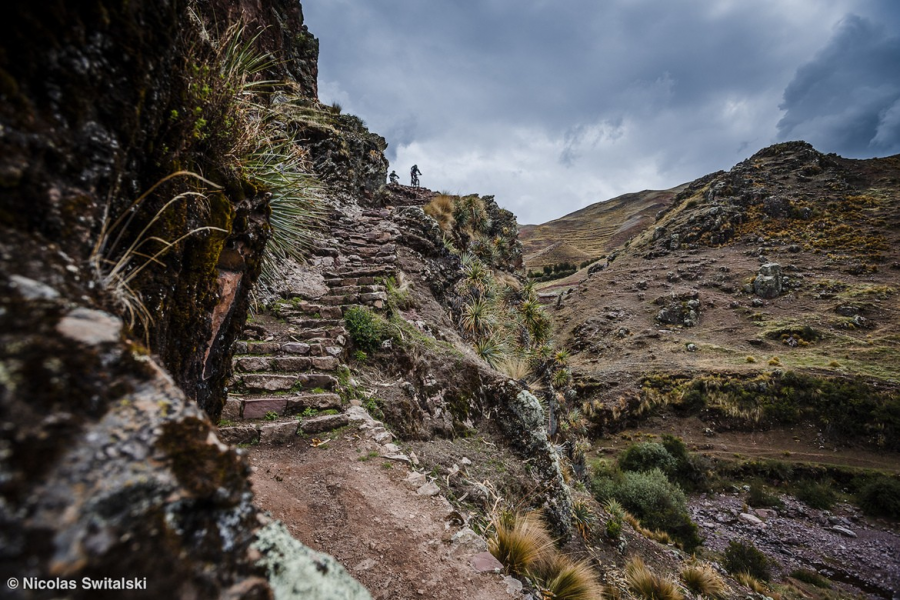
<box><xmin>247</xmin><ymin>432</ymin><xmax>514</xmax><ymax>600</ymax></box>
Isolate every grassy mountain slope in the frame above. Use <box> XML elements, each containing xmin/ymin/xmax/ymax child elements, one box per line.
<box><xmin>520</xmin><ymin>186</ymin><xmax>686</xmax><ymax>269</ymax></box>
<box><xmin>549</xmin><ymin>142</ymin><xmax>900</xmax><ymax>448</ymax></box>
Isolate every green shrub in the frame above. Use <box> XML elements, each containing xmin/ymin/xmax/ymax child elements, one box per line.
<box><xmin>795</xmin><ymin>480</ymin><xmax>837</xmax><ymax>510</ymax></box>
<box><xmin>605</xmin><ymin>518</ymin><xmax>622</xmax><ymax>540</ymax></box>
<box><xmin>344</xmin><ymin>306</ymin><xmax>386</xmax><ymax>352</ymax></box>
<box><xmin>789</xmin><ymin>569</ymin><xmax>830</xmax><ymax>588</ymax></box>
<box><xmin>857</xmin><ymin>476</ymin><xmax>900</xmax><ymax>519</ymax></box>
<box><xmin>619</xmin><ymin>442</ymin><xmax>677</xmax><ymax>475</ymax></box>
<box><xmin>747</xmin><ymin>480</ymin><xmax>782</xmax><ymax>508</ymax></box>
<box><xmin>264</xmin><ymin>411</ymin><xmax>278</xmax><ymax>421</ymax></box>
<box><xmin>662</xmin><ymin>434</ymin><xmax>710</xmax><ymax>492</ymax></box>
<box><xmin>592</xmin><ymin>468</ymin><xmax>701</xmax><ymax>551</ymax></box>
<box><xmin>723</xmin><ymin>540</ymin><xmax>771</xmax><ymax>581</ymax></box>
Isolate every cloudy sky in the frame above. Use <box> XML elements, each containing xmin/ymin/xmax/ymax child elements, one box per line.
<box><xmin>303</xmin><ymin>1</ymin><xmax>900</xmax><ymax>224</ymax></box>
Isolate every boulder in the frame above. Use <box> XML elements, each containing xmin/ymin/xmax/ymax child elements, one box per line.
<box><xmin>754</xmin><ymin>263</ymin><xmax>784</xmax><ymax>299</ymax></box>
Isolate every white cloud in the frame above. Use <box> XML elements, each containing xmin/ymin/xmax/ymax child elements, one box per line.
<box><xmin>304</xmin><ymin>1</ymin><xmax>900</xmax><ymax>223</ymax></box>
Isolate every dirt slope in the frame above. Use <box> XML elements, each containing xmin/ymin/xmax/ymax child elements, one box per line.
<box><xmin>520</xmin><ymin>186</ymin><xmax>685</xmax><ymax>270</ymax></box>
<box><xmin>248</xmin><ymin>433</ymin><xmax>514</xmax><ymax>600</ymax></box>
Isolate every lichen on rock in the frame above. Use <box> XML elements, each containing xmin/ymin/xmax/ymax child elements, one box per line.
<box><xmin>253</xmin><ymin>521</ymin><xmax>372</xmax><ymax>600</ymax></box>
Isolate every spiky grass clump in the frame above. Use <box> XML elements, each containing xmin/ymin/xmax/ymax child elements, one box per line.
<box><xmin>680</xmin><ymin>562</ymin><xmax>725</xmax><ymax>598</ymax></box>
<box><xmin>424</xmin><ymin>194</ymin><xmax>456</xmax><ymax>232</ymax></box>
<box><xmin>626</xmin><ymin>556</ymin><xmax>684</xmax><ymax>600</ymax></box>
<box><xmin>734</xmin><ymin>571</ymin><xmax>767</xmax><ymax>594</ymax></box>
<box><xmin>571</xmin><ymin>500</ymin><xmax>596</xmax><ymax>541</ymax></box>
<box><xmin>488</xmin><ymin>512</ymin><xmax>553</xmax><ymax>576</ymax></box>
<box><xmin>531</xmin><ymin>553</ymin><xmax>604</xmax><ymax>600</ymax></box>
<box><xmin>475</xmin><ymin>336</ymin><xmax>505</xmax><ymax>368</ymax></box>
<box><xmin>497</xmin><ymin>356</ymin><xmax>532</xmax><ymax>381</ymax></box>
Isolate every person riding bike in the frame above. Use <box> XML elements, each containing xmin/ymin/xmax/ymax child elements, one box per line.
<box><xmin>389</xmin><ymin>170</ymin><xmax>399</xmax><ymax>184</ymax></box>
<box><xmin>410</xmin><ymin>164</ymin><xmax>422</xmax><ymax>187</ymax></box>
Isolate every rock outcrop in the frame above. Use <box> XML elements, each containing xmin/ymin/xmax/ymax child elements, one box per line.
<box><xmin>0</xmin><ymin>1</ymin><xmax>379</xmax><ymax>597</ymax></box>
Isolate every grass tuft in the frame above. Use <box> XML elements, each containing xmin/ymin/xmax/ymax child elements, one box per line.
<box><xmin>531</xmin><ymin>553</ymin><xmax>604</xmax><ymax>600</ymax></box>
<box><xmin>626</xmin><ymin>556</ymin><xmax>684</xmax><ymax>600</ymax></box>
<box><xmin>488</xmin><ymin>511</ymin><xmax>554</xmax><ymax>576</ymax></box>
<box><xmin>680</xmin><ymin>562</ymin><xmax>726</xmax><ymax>598</ymax></box>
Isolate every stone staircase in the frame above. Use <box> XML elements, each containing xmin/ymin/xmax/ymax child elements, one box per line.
<box><xmin>217</xmin><ymin>208</ymin><xmax>403</xmax><ymax>446</ymax></box>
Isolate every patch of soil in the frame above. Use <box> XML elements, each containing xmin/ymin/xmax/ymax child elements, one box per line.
<box><xmin>247</xmin><ymin>433</ymin><xmax>513</xmax><ymax>600</ymax></box>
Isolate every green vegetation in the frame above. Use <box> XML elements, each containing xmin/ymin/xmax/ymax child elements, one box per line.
<box><xmin>723</xmin><ymin>539</ymin><xmax>771</xmax><ymax>581</ymax></box>
<box><xmin>344</xmin><ymin>306</ymin><xmax>389</xmax><ymax>352</ymax></box>
<box><xmin>591</xmin><ymin>467</ymin><xmax>701</xmax><ymax>551</ymax></box>
<box><xmin>357</xmin><ymin>450</ymin><xmax>379</xmax><ymax>462</ymax></box>
<box><xmin>795</xmin><ymin>479</ymin><xmax>837</xmax><ymax>510</ymax></box>
<box><xmin>856</xmin><ymin>476</ymin><xmax>900</xmax><ymax>519</ymax></box>
<box><xmin>525</xmin><ymin>259</ymin><xmax>598</xmax><ymax>282</ymax></box>
<box><xmin>263</xmin><ymin>410</ymin><xmax>278</xmax><ymax>421</ymax></box>
<box><xmin>641</xmin><ymin>371</ymin><xmax>900</xmax><ymax>449</ymax></box>
<box><xmin>747</xmin><ymin>480</ymin><xmax>782</xmax><ymax>508</ymax></box>
<box><xmin>790</xmin><ymin>569</ymin><xmax>831</xmax><ymax>589</ymax></box>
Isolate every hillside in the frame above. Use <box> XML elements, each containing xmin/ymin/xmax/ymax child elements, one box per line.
<box><xmin>520</xmin><ymin>186</ymin><xmax>686</xmax><ymax>270</ymax></box>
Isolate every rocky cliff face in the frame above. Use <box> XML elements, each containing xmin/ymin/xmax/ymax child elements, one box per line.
<box><xmin>0</xmin><ymin>1</ymin><xmax>372</xmax><ymax>598</ymax></box>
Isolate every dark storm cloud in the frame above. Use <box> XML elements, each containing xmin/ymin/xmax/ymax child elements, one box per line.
<box><xmin>304</xmin><ymin>1</ymin><xmax>899</xmax><ymax>223</ymax></box>
<box><xmin>778</xmin><ymin>14</ymin><xmax>900</xmax><ymax>156</ymax></box>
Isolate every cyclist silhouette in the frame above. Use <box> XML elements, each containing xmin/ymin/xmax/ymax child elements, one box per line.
<box><xmin>389</xmin><ymin>170</ymin><xmax>399</xmax><ymax>184</ymax></box>
<box><xmin>410</xmin><ymin>164</ymin><xmax>422</xmax><ymax>187</ymax></box>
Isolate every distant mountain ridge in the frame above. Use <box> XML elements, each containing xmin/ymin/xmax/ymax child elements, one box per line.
<box><xmin>519</xmin><ymin>185</ymin><xmax>686</xmax><ymax>269</ymax></box>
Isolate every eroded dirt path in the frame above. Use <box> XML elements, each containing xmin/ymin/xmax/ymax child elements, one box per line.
<box><xmin>247</xmin><ymin>433</ymin><xmax>513</xmax><ymax>600</ymax></box>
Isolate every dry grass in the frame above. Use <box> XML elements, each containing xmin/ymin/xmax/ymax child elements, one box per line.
<box><xmin>497</xmin><ymin>356</ymin><xmax>532</xmax><ymax>381</ymax></box>
<box><xmin>680</xmin><ymin>562</ymin><xmax>726</xmax><ymax>598</ymax></box>
<box><xmin>424</xmin><ymin>194</ymin><xmax>456</xmax><ymax>232</ymax></box>
<box><xmin>735</xmin><ymin>571</ymin><xmax>768</xmax><ymax>594</ymax></box>
<box><xmin>488</xmin><ymin>511</ymin><xmax>554</xmax><ymax>576</ymax></box>
<box><xmin>622</xmin><ymin>513</ymin><xmax>672</xmax><ymax>545</ymax></box>
<box><xmin>531</xmin><ymin>553</ymin><xmax>605</xmax><ymax>600</ymax></box>
<box><xmin>626</xmin><ymin>556</ymin><xmax>684</xmax><ymax>600</ymax></box>
<box><xmin>90</xmin><ymin>171</ymin><xmax>226</xmax><ymax>333</ymax></box>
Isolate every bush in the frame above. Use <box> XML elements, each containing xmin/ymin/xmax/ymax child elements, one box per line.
<box><xmin>795</xmin><ymin>480</ymin><xmax>837</xmax><ymax>510</ymax></box>
<box><xmin>662</xmin><ymin>434</ymin><xmax>709</xmax><ymax>492</ymax></box>
<box><xmin>618</xmin><ymin>442</ymin><xmax>677</xmax><ymax>476</ymax></box>
<box><xmin>723</xmin><ymin>540</ymin><xmax>771</xmax><ymax>581</ymax></box>
<box><xmin>344</xmin><ymin>306</ymin><xmax>386</xmax><ymax>352</ymax></box>
<box><xmin>790</xmin><ymin>569</ymin><xmax>831</xmax><ymax>588</ymax></box>
<box><xmin>747</xmin><ymin>480</ymin><xmax>782</xmax><ymax>508</ymax></box>
<box><xmin>592</xmin><ymin>468</ymin><xmax>701</xmax><ymax>551</ymax></box>
<box><xmin>857</xmin><ymin>476</ymin><xmax>900</xmax><ymax>519</ymax></box>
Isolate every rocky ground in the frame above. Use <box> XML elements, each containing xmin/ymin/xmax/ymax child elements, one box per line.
<box><xmin>690</xmin><ymin>493</ymin><xmax>900</xmax><ymax>599</ymax></box>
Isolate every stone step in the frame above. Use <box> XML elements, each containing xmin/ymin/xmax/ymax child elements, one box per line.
<box><xmin>234</xmin><ymin>356</ymin><xmax>314</xmax><ymax>373</ymax></box>
<box><xmin>323</xmin><ymin>266</ymin><xmax>396</xmax><ymax>279</ymax></box>
<box><xmin>300</xmin><ymin>413</ymin><xmax>350</xmax><ymax>434</ymax></box>
<box><xmin>220</xmin><ymin>411</ymin><xmax>351</xmax><ymax>445</ymax></box>
<box><xmin>237</xmin><ymin>361</ymin><xmax>341</xmax><ymax>389</ymax></box>
<box><xmin>240</xmin><ymin>374</ymin><xmax>298</xmax><ymax>392</ymax></box>
<box><xmin>240</xmin><ymin>393</ymin><xmax>342</xmax><ymax>419</ymax></box>
<box><xmin>233</xmin><ymin>339</ymin><xmax>344</xmax><ymax>358</ymax></box>
<box><xmin>326</xmin><ymin>285</ymin><xmax>385</xmax><ymax>296</ymax></box>
<box><xmin>286</xmin><ymin>318</ymin><xmax>343</xmax><ymax>329</ymax></box>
